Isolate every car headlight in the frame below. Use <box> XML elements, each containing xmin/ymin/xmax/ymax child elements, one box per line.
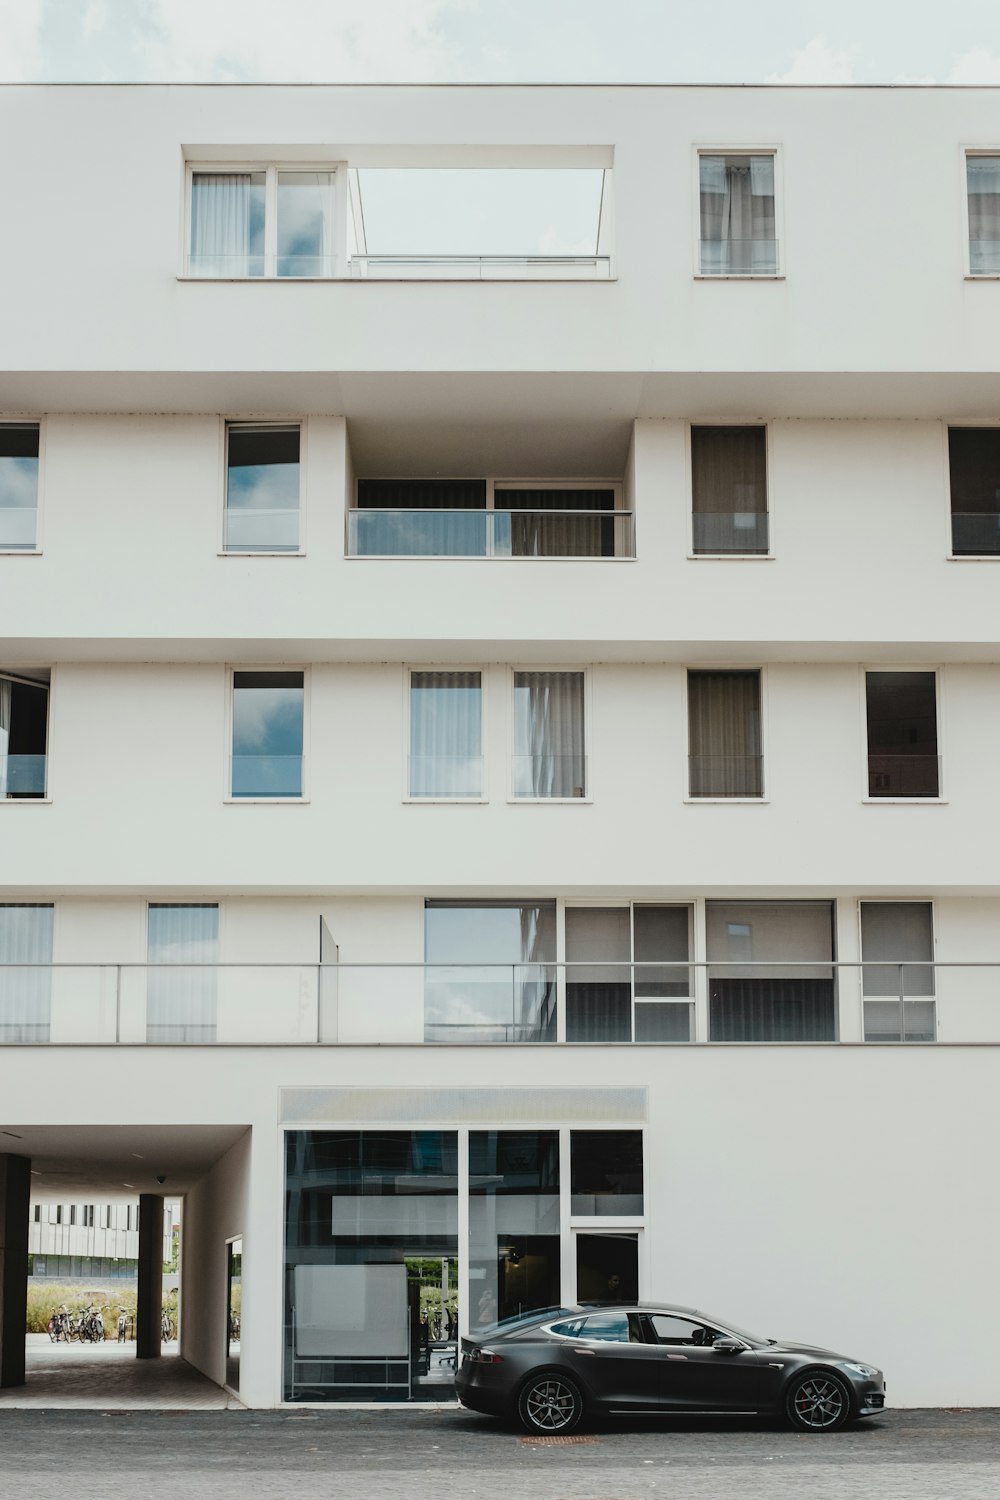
<box><xmin>839</xmin><ymin>1362</ymin><xmax>878</xmax><ymax>1379</ymax></box>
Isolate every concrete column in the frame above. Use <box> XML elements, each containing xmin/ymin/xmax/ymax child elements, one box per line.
<box><xmin>0</xmin><ymin>1153</ymin><xmax>31</xmax><ymax>1389</ymax></box>
<box><xmin>136</xmin><ymin>1193</ymin><xmax>163</xmax><ymax>1360</ymax></box>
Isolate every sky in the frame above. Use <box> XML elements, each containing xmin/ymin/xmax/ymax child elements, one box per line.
<box><xmin>3</xmin><ymin>0</ymin><xmax>1000</xmax><ymax>85</ymax></box>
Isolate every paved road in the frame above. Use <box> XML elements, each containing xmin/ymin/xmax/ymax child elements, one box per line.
<box><xmin>2</xmin><ymin>1407</ymin><xmax>999</xmax><ymax>1500</ymax></box>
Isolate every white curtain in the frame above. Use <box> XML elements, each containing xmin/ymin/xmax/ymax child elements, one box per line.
<box><xmin>688</xmin><ymin>672</ymin><xmax>762</xmax><ymax>796</ymax></box>
<box><xmin>0</xmin><ymin>904</ymin><xmax>53</xmax><ymax>1043</ymax></box>
<box><xmin>968</xmin><ymin>157</ymin><xmax>1000</xmax><ymax>272</ymax></box>
<box><xmin>513</xmin><ymin>672</ymin><xmax>585</xmax><ymax>798</ymax></box>
<box><xmin>191</xmin><ymin>174</ymin><xmax>263</xmax><ymax>277</ymax></box>
<box><xmin>277</xmin><ymin>172</ymin><xmax>335</xmax><ymax>277</ymax></box>
<box><xmin>0</xmin><ymin>677</ymin><xmax>9</xmax><ymax>797</ymax></box>
<box><xmin>700</xmin><ymin>156</ymin><xmax>776</xmax><ymax>273</ymax></box>
<box><xmin>147</xmin><ymin>905</ymin><xmax>219</xmax><ymax>1043</ymax></box>
<box><xmin>409</xmin><ymin>672</ymin><xmax>482</xmax><ymax>797</ymax></box>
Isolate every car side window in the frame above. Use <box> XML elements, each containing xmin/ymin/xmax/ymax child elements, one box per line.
<box><xmin>649</xmin><ymin>1314</ymin><xmax>720</xmax><ymax>1346</ymax></box>
<box><xmin>576</xmin><ymin>1313</ymin><xmax>634</xmax><ymax>1343</ymax></box>
<box><xmin>549</xmin><ymin>1318</ymin><xmax>587</xmax><ymax>1338</ymax></box>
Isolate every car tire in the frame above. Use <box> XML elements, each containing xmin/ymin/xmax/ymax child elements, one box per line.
<box><xmin>784</xmin><ymin>1370</ymin><xmax>852</xmax><ymax>1432</ymax></box>
<box><xmin>516</xmin><ymin>1372</ymin><xmax>585</xmax><ymax>1435</ymax></box>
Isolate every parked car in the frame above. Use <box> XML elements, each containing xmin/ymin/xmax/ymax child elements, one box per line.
<box><xmin>456</xmin><ymin>1303</ymin><xmax>886</xmax><ymax>1434</ymax></box>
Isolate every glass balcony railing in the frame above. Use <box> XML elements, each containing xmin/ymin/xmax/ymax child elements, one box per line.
<box><xmin>867</xmin><ymin>754</ymin><xmax>940</xmax><ymax>798</ymax></box>
<box><xmin>185</xmin><ymin>253</ymin><xmax>337</xmax><ymax>278</ymax></box>
<box><xmin>968</xmin><ymin>241</ymin><xmax>1000</xmax><ymax>275</ymax></box>
<box><xmin>347</xmin><ymin>509</ymin><xmax>634</xmax><ymax>559</ymax></box>
<box><xmin>951</xmin><ymin>512</ymin><xmax>1000</xmax><ymax>555</ymax></box>
<box><xmin>349</xmin><ymin>254</ymin><xmax>613</xmax><ymax>280</ymax></box>
<box><xmin>2</xmin><ymin>960</ymin><xmax>997</xmax><ymax>1046</ymax></box>
<box><xmin>230</xmin><ymin>756</ymin><xmax>304</xmax><ymax>798</ymax></box>
<box><xmin>407</xmin><ymin>756</ymin><xmax>484</xmax><ymax>799</ymax></box>
<box><xmin>1</xmin><ymin>754</ymin><xmax>46</xmax><ymax>798</ymax></box>
<box><xmin>692</xmin><ymin>512</ymin><xmax>769</xmax><ymax>555</ymax></box>
<box><xmin>699</xmin><ymin>239</ymin><xmax>779</xmax><ymax>275</ymax></box>
<box><xmin>224</xmin><ymin>507</ymin><xmax>300</xmax><ymax>552</ymax></box>
<box><xmin>688</xmin><ymin>755</ymin><xmax>763</xmax><ymax>798</ymax></box>
<box><xmin>511</xmin><ymin>754</ymin><xmax>587</xmax><ymax>800</ymax></box>
<box><xmin>0</xmin><ymin>507</ymin><xmax>38</xmax><ymax>549</ymax></box>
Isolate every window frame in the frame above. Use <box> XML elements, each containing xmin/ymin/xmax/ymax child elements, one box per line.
<box><xmin>943</xmin><ymin>420</ymin><xmax>1000</xmax><ymax>561</ymax></box>
<box><xmin>219</xmin><ymin>418</ymin><xmax>307</xmax><ymax>558</ymax></box>
<box><xmin>860</xmin><ymin>666</ymin><xmax>946</xmax><ymax>804</ymax></box>
<box><xmin>0</xmin><ymin>417</ymin><xmax>44</xmax><ymax>556</ymax></box>
<box><xmin>858</xmin><ymin>899</ymin><xmax>937</xmax><ymax>1044</ymax></box>
<box><xmin>963</xmin><ymin>149</ymin><xmax>1000</xmax><ymax>279</ymax></box>
<box><xmin>182</xmin><ymin>162</ymin><xmax>349</xmax><ymax>281</ymax></box>
<box><xmin>0</xmin><ymin>668</ymin><xmax>52</xmax><ymax>803</ymax></box>
<box><xmin>684</xmin><ymin>664</ymin><xmax>768</xmax><ymax>803</ymax></box>
<box><xmin>403</xmin><ymin>665</ymin><xmax>487</xmax><ymax>804</ymax></box>
<box><xmin>562</xmin><ymin>900</ymin><xmax>695</xmax><ymax>1043</ymax></box>
<box><xmin>686</xmin><ymin>420</ymin><xmax>773</xmax><ymax>559</ymax></box>
<box><xmin>507</xmin><ymin>665</ymin><xmax>592</xmax><ymax>804</ymax></box>
<box><xmin>692</xmin><ymin>146</ymin><xmax>784</xmax><ymax>280</ymax></box>
<box><xmin>225</xmin><ymin>665</ymin><xmax>310</xmax><ymax>804</ymax></box>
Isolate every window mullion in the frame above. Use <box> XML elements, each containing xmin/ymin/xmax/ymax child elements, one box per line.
<box><xmin>266</xmin><ymin>166</ymin><xmax>278</xmax><ymax>277</ymax></box>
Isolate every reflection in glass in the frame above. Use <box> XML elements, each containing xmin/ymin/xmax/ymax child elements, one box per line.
<box><xmin>231</xmin><ymin>671</ymin><xmax>304</xmax><ymax>797</ymax></box>
<box><xmin>469</xmin><ymin>1131</ymin><xmax>560</xmax><ymax>1331</ymax></box>
<box><xmin>146</xmin><ymin>905</ymin><xmax>219</xmax><ymax>1043</ymax></box>
<box><xmin>409</xmin><ymin>672</ymin><xmax>482</xmax><ymax>798</ymax></box>
<box><xmin>190</xmin><ymin>173</ymin><xmax>265</xmax><ymax>276</ymax></box>
<box><xmin>0</xmin><ymin>674</ymin><xmax>48</xmax><ymax>799</ymax></box>
<box><xmin>284</xmin><ymin>1130</ymin><xmax>458</xmax><ymax>1401</ymax></box>
<box><xmin>424</xmin><ymin>901</ymin><xmax>556</xmax><ymax>1042</ymax></box>
<box><xmin>968</xmin><ymin>156</ymin><xmax>1000</xmax><ymax>274</ymax></box>
<box><xmin>570</xmin><ymin>1131</ymin><xmax>643</xmax><ymax>1216</ymax></box>
<box><xmin>0</xmin><ymin>425</ymin><xmax>40</xmax><ymax>550</ymax></box>
<box><xmin>225</xmin><ymin>426</ymin><xmax>300</xmax><ymax>553</ymax></box>
<box><xmin>512</xmin><ymin>672</ymin><xmax>585</xmax><ymax>798</ymax></box>
<box><xmin>865</xmin><ymin>672</ymin><xmax>939</xmax><ymax>798</ymax></box>
<box><xmin>699</xmin><ymin>155</ymin><xmax>777</xmax><ymax>273</ymax></box>
<box><xmin>706</xmin><ymin>900</ymin><xmax>835</xmax><ymax>1042</ymax></box>
<box><xmin>277</xmin><ymin>172</ymin><xmax>336</xmax><ymax>277</ymax></box>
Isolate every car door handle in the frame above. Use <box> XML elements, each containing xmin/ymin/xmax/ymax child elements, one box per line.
<box><xmin>573</xmin><ymin>1348</ymin><xmax>596</xmax><ymax>1355</ymax></box>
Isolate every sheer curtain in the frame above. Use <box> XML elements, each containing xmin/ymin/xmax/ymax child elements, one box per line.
<box><xmin>190</xmin><ymin>174</ymin><xmax>264</xmax><ymax>277</ymax></box>
<box><xmin>494</xmin><ymin>489</ymin><xmax>616</xmax><ymax>558</ymax></box>
<box><xmin>968</xmin><ymin>157</ymin><xmax>1000</xmax><ymax>273</ymax></box>
<box><xmin>700</xmin><ymin>156</ymin><xmax>776</xmax><ymax>273</ymax></box>
<box><xmin>147</xmin><ymin>905</ymin><xmax>219</xmax><ymax>1043</ymax></box>
<box><xmin>688</xmin><ymin>671</ymin><xmax>762</xmax><ymax>797</ymax></box>
<box><xmin>0</xmin><ymin>904</ymin><xmax>53</xmax><ymax>1043</ymax></box>
<box><xmin>409</xmin><ymin>672</ymin><xmax>482</xmax><ymax>797</ymax></box>
<box><xmin>513</xmin><ymin>672</ymin><xmax>585</xmax><ymax>798</ymax></box>
<box><xmin>691</xmin><ymin>427</ymin><xmax>768</xmax><ymax>554</ymax></box>
<box><xmin>0</xmin><ymin>677</ymin><xmax>9</xmax><ymax>796</ymax></box>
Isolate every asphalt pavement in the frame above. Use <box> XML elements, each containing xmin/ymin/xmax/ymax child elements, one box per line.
<box><xmin>2</xmin><ymin>1406</ymin><xmax>999</xmax><ymax>1500</ymax></box>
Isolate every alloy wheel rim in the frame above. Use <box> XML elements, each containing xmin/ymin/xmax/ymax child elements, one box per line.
<box><xmin>526</xmin><ymin>1379</ymin><xmax>576</xmax><ymax>1430</ymax></box>
<box><xmin>793</xmin><ymin>1377</ymin><xmax>846</xmax><ymax>1428</ymax></box>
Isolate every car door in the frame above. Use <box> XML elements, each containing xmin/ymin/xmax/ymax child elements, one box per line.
<box><xmin>553</xmin><ymin>1312</ymin><xmax>665</xmax><ymax>1410</ymax></box>
<box><xmin>641</xmin><ymin>1313</ymin><xmax>775</xmax><ymax>1412</ymax></box>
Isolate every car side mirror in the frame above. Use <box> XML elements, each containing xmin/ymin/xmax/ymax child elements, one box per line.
<box><xmin>712</xmin><ymin>1337</ymin><xmax>744</xmax><ymax>1355</ymax></box>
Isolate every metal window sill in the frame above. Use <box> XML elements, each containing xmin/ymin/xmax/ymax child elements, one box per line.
<box><xmin>861</xmin><ymin>797</ymin><xmax>948</xmax><ymax>805</ymax></box>
<box><xmin>0</xmin><ymin>798</ymin><xmax>51</xmax><ymax>805</ymax></box>
<box><xmin>223</xmin><ymin>797</ymin><xmax>310</xmax><ymax>806</ymax></box>
<box><xmin>217</xmin><ymin>551</ymin><xmax>306</xmax><ymax>559</ymax></box>
<box><xmin>946</xmin><ymin>554</ymin><xmax>1000</xmax><ymax>562</ymax></box>
<box><xmin>684</xmin><ymin>797</ymin><xmax>768</xmax><ymax>805</ymax></box>
<box><xmin>403</xmin><ymin>798</ymin><xmax>488</xmax><ymax>805</ymax></box>
<box><xmin>694</xmin><ymin>273</ymin><xmax>785</xmax><ymax>281</ymax></box>
<box><xmin>687</xmin><ymin>552</ymin><xmax>774</xmax><ymax>561</ymax></box>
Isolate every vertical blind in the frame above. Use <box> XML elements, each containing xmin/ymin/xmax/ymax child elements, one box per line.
<box><xmin>691</xmin><ymin>427</ymin><xmax>768</xmax><ymax>554</ymax></box>
<box><xmin>0</xmin><ymin>904</ymin><xmax>53</xmax><ymax>1043</ymax></box>
<box><xmin>688</xmin><ymin>671</ymin><xmax>762</xmax><ymax>797</ymax></box>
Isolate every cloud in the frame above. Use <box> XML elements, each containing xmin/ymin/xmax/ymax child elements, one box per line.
<box><xmin>135</xmin><ymin>0</ymin><xmax>476</xmax><ymax>82</ymax></box>
<box><xmin>767</xmin><ymin>35</ymin><xmax>857</xmax><ymax>85</ymax></box>
<box><xmin>0</xmin><ymin>0</ymin><xmax>44</xmax><ymax>80</ymax></box>
<box><xmin>946</xmin><ymin>47</ymin><xmax>1000</xmax><ymax>85</ymax></box>
<box><xmin>83</xmin><ymin>0</ymin><xmax>109</xmax><ymax>36</ymax></box>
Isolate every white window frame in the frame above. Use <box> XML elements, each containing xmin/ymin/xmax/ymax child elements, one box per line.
<box><xmin>403</xmin><ymin>665</ymin><xmax>487</xmax><ymax>804</ymax></box>
<box><xmin>0</xmin><ymin>667</ymin><xmax>52</xmax><ymax>804</ymax></box>
<box><xmin>224</xmin><ymin>665</ymin><xmax>310</xmax><ymax>804</ymax></box>
<box><xmin>219</xmin><ymin>418</ymin><xmax>307</xmax><ymax>557</ymax></box>
<box><xmin>182</xmin><ymin>163</ymin><xmax>350</xmax><ymax>280</ymax></box>
<box><xmin>684</xmin><ymin>664</ymin><xmax>769</xmax><ymax>804</ymax></box>
<box><xmin>857</xmin><ymin>899</ymin><xmax>937</xmax><ymax>1044</ymax></box>
<box><xmin>962</xmin><ymin>148</ymin><xmax>1000</xmax><ymax>279</ymax></box>
<box><xmin>943</xmin><ymin>418</ymin><xmax>1000</xmax><ymax>561</ymax></box>
<box><xmin>508</xmin><ymin>665</ymin><xmax>592</xmax><ymax>804</ymax></box>
<box><xmin>685</xmin><ymin>420</ymin><xmax>774</xmax><ymax>559</ymax></box>
<box><xmin>860</xmin><ymin>665</ymin><xmax>946</xmax><ymax>805</ymax></box>
<box><xmin>0</xmin><ymin>416</ymin><xmax>45</xmax><ymax>556</ymax></box>
<box><xmin>692</xmin><ymin>146</ymin><xmax>784</xmax><ymax>280</ymax></box>
<box><xmin>562</xmin><ymin>900</ymin><xmax>695</xmax><ymax>1043</ymax></box>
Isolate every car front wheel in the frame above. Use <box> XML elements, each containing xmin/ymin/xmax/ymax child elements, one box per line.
<box><xmin>785</xmin><ymin>1371</ymin><xmax>852</xmax><ymax>1432</ymax></box>
<box><xmin>516</xmin><ymin>1372</ymin><xmax>585</xmax><ymax>1434</ymax></box>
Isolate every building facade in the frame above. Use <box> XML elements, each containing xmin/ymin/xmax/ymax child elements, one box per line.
<box><xmin>2</xmin><ymin>81</ymin><xmax>1000</xmax><ymax>1407</ymax></box>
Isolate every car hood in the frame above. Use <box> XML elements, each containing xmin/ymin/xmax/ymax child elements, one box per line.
<box><xmin>768</xmin><ymin>1341</ymin><xmax>848</xmax><ymax>1361</ymax></box>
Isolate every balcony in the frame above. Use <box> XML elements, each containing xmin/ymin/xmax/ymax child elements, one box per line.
<box><xmin>0</xmin><ymin>960</ymin><xmax>991</xmax><ymax>1046</ymax></box>
<box><xmin>346</xmin><ymin>508</ymin><xmax>634</xmax><ymax>559</ymax></box>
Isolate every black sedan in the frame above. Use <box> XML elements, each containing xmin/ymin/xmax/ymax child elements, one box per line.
<box><xmin>456</xmin><ymin>1303</ymin><xmax>886</xmax><ymax>1434</ymax></box>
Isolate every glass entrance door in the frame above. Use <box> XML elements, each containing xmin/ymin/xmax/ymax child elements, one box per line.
<box><xmin>574</xmin><ymin>1230</ymin><xmax>639</xmax><ymax>1303</ymax></box>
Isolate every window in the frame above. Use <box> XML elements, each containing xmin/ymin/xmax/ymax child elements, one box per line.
<box><xmin>512</xmin><ymin>670</ymin><xmax>586</xmax><ymax>798</ymax></box>
<box><xmin>188</xmin><ymin>168</ymin><xmax>338</xmax><ymax>278</ymax></box>
<box><xmin>565</xmin><ymin>906</ymin><xmax>692</xmax><ymax>1043</ymax></box>
<box><xmin>706</xmin><ymin>901</ymin><xmax>836</xmax><ymax>1042</ymax></box>
<box><xmin>573</xmin><ymin>1312</ymin><xmax>633</xmax><ymax>1343</ymax></box>
<box><xmin>0</xmin><ymin>904</ymin><xmax>53</xmax><ymax>1043</ymax></box>
<box><xmin>0</xmin><ymin>671</ymin><xmax>49</xmax><ymax>798</ymax></box>
<box><xmin>865</xmin><ymin>672</ymin><xmax>939</xmax><ymax>798</ymax></box>
<box><xmin>699</xmin><ymin>153</ymin><xmax>777</xmax><ymax>274</ymax></box>
<box><xmin>861</xmin><ymin>902</ymin><xmax>936</xmax><ymax>1043</ymax></box>
<box><xmin>83</xmin><ymin>1205</ymin><xmax>95</xmax><ymax>1228</ymax></box>
<box><xmin>691</xmin><ymin>426</ymin><xmax>768</xmax><ymax>554</ymax></box>
<box><xmin>648</xmin><ymin>1314</ymin><xmax>722</xmax><ymax>1345</ymax></box>
<box><xmin>348</xmin><ymin>479</ymin><xmax>631</xmax><ymax>559</ymax></box>
<box><xmin>0</xmin><ymin>424</ymin><xmax>39</xmax><ymax>550</ymax></box>
<box><xmin>423</xmin><ymin>899</ymin><xmax>557</xmax><ymax>1043</ymax></box>
<box><xmin>146</xmin><ymin>904</ymin><xmax>219</xmax><ymax>1044</ymax></box>
<box><xmin>225</xmin><ymin>425</ymin><xmax>300</xmax><ymax>553</ymax></box>
<box><xmin>967</xmin><ymin>155</ymin><xmax>1000</xmax><ymax>274</ymax></box>
<box><xmin>687</xmin><ymin>670</ymin><xmax>762</xmax><ymax>797</ymax></box>
<box><xmin>948</xmin><ymin>428</ymin><xmax>1000</xmax><ymax>555</ymax></box>
<box><xmin>469</xmin><ymin>1130</ymin><xmax>560</xmax><ymax>1330</ymax></box>
<box><xmin>33</xmin><ymin>1205</ymin><xmax>40</xmax><ymax>1223</ymax></box>
<box><xmin>408</xmin><ymin>671</ymin><xmax>482</xmax><ymax>798</ymax></box>
<box><xmin>570</xmin><ymin>1131</ymin><xmax>643</xmax><ymax>1215</ymax></box>
<box><xmin>231</xmin><ymin>671</ymin><xmax>304</xmax><ymax>798</ymax></box>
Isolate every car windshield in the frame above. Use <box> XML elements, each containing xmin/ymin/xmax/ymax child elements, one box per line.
<box><xmin>706</xmin><ymin>1314</ymin><xmax>769</xmax><ymax>1345</ymax></box>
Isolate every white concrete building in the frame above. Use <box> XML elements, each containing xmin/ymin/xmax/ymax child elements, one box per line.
<box><xmin>2</xmin><ymin>81</ymin><xmax>1000</xmax><ymax>1408</ymax></box>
